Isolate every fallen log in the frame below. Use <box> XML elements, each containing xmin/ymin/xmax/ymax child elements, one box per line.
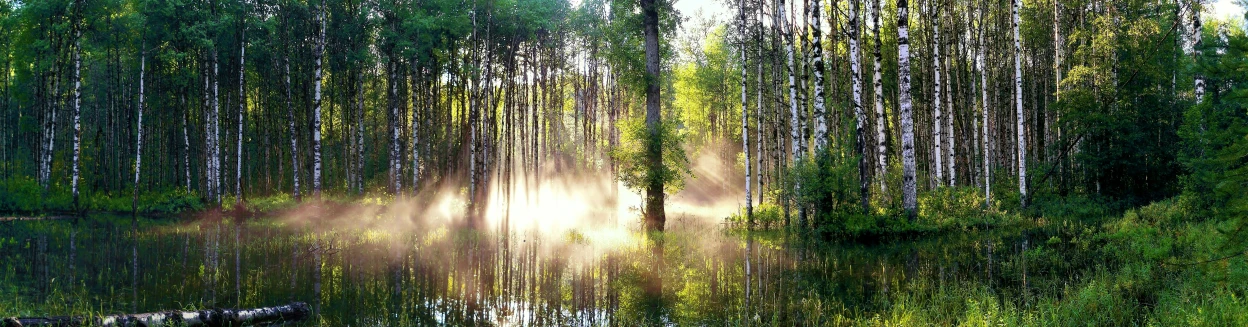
<box><xmin>3</xmin><ymin>302</ymin><xmax>310</xmax><ymax>327</ymax></box>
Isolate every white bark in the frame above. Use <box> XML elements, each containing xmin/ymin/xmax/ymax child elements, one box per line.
<box><xmin>932</xmin><ymin>4</ymin><xmax>944</xmax><ymax>187</ymax></box>
<box><xmin>1192</xmin><ymin>0</ymin><xmax>1203</xmax><ymax>102</ymax></box>
<box><xmin>810</xmin><ymin>0</ymin><xmax>827</xmax><ymax>150</ymax></box>
<box><xmin>1013</xmin><ymin>0</ymin><xmax>1026</xmax><ymax>207</ymax></box>
<box><xmin>872</xmin><ymin>0</ymin><xmax>887</xmax><ymax>191</ymax></box>
<box><xmin>411</xmin><ymin>62</ymin><xmax>421</xmax><ymax>193</ymax></box>
<box><xmin>285</xmin><ymin>58</ymin><xmax>300</xmax><ymax>200</ymax></box>
<box><xmin>183</xmin><ymin>94</ymin><xmax>191</xmax><ymax>193</ymax></box>
<box><xmin>980</xmin><ymin>2</ymin><xmax>990</xmax><ymax>206</ymax></box>
<box><xmin>851</xmin><ymin>0</ymin><xmax>869</xmax><ymax>210</ymax></box>
<box><xmin>311</xmin><ymin>0</ymin><xmax>326</xmax><ymax>197</ymax></box>
<box><xmin>740</xmin><ymin>0</ymin><xmax>752</xmax><ymax>221</ymax></box>
<box><xmin>782</xmin><ymin>0</ymin><xmax>800</xmax><ymax>164</ymax></box>
<box><xmin>356</xmin><ymin>72</ymin><xmax>365</xmax><ymax>194</ymax></box>
<box><xmin>899</xmin><ymin>0</ymin><xmax>917</xmax><ymax>215</ymax></box>
<box><xmin>134</xmin><ymin>52</ymin><xmax>146</xmax><ymax>214</ymax></box>
<box><xmin>389</xmin><ymin>63</ymin><xmax>401</xmax><ymax>196</ymax></box>
<box><xmin>70</xmin><ymin>29</ymin><xmax>82</xmax><ymax>209</ymax></box>
<box><xmin>236</xmin><ymin>30</ymin><xmax>246</xmax><ymax>206</ymax></box>
<box><xmin>213</xmin><ymin>52</ymin><xmax>221</xmax><ymax>206</ymax></box>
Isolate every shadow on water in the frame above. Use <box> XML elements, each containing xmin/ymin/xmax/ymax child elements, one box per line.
<box><xmin>0</xmin><ymin>213</ymin><xmax>1051</xmax><ymax>326</ymax></box>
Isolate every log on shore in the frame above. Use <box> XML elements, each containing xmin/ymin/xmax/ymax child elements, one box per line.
<box><xmin>3</xmin><ymin>302</ymin><xmax>310</xmax><ymax>327</ymax></box>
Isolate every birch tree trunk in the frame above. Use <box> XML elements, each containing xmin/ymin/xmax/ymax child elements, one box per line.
<box><xmin>285</xmin><ymin>58</ymin><xmax>300</xmax><ymax>200</ymax></box>
<box><xmin>1191</xmin><ymin>0</ymin><xmax>1203</xmax><ymax>102</ymax></box>
<box><xmin>932</xmin><ymin>4</ymin><xmax>944</xmax><ymax>187</ymax></box>
<box><xmin>739</xmin><ymin>0</ymin><xmax>752</xmax><ymax>223</ymax></box>
<box><xmin>134</xmin><ymin>51</ymin><xmax>146</xmax><ymax>215</ymax></box>
<box><xmin>356</xmin><ymin>72</ymin><xmax>365</xmax><ymax>194</ymax></box>
<box><xmin>872</xmin><ymin>0</ymin><xmax>887</xmax><ymax>192</ymax></box>
<box><xmin>389</xmin><ymin>61</ymin><xmax>401</xmax><ymax>196</ymax></box>
<box><xmin>236</xmin><ymin>26</ymin><xmax>246</xmax><ymax>206</ymax></box>
<box><xmin>809</xmin><ymin>0</ymin><xmax>827</xmax><ymax>150</ymax></box>
<box><xmin>979</xmin><ymin>2</ymin><xmax>990</xmax><ymax>207</ymax></box>
<box><xmin>850</xmin><ymin>0</ymin><xmax>870</xmax><ymax>212</ymax></box>
<box><xmin>70</xmin><ymin>27</ymin><xmax>83</xmax><ymax>211</ymax></box>
<box><xmin>311</xmin><ymin>0</ymin><xmax>326</xmax><ymax>198</ymax></box>
<box><xmin>183</xmin><ymin>94</ymin><xmax>191</xmax><ymax>193</ymax></box>
<box><xmin>898</xmin><ymin>0</ymin><xmax>917</xmax><ymax>217</ymax></box>
<box><xmin>781</xmin><ymin>0</ymin><xmax>799</xmax><ymax>167</ymax></box>
<box><xmin>411</xmin><ymin>62</ymin><xmax>422</xmax><ymax>194</ymax></box>
<box><xmin>212</xmin><ymin>52</ymin><xmax>221</xmax><ymax>206</ymax></box>
<box><xmin>1013</xmin><ymin>0</ymin><xmax>1026</xmax><ymax>207</ymax></box>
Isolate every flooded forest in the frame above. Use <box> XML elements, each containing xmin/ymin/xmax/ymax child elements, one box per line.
<box><xmin>1</xmin><ymin>0</ymin><xmax>1247</xmax><ymax>325</ymax></box>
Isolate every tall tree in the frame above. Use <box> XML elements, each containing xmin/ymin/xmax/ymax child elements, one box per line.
<box><xmin>236</xmin><ymin>5</ymin><xmax>247</xmax><ymax>206</ymax></box>
<box><xmin>931</xmin><ymin>0</ymin><xmax>944</xmax><ymax>187</ymax></box>
<box><xmin>1191</xmin><ymin>0</ymin><xmax>1203</xmax><ymax>102</ymax></box>
<box><xmin>979</xmin><ymin>0</ymin><xmax>990</xmax><ymax>207</ymax></box>
<box><xmin>311</xmin><ymin>0</ymin><xmax>326</xmax><ymax>198</ymax></box>
<box><xmin>70</xmin><ymin>1</ymin><xmax>83</xmax><ymax>211</ymax></box>
<box><xmin>850</xmin><ymin>0</ymin><xmax>869</xmax><ymax>212</ymax></box>
<box><xmin>642</xmin><ymin>0</ymin><xmax>665</xmax><ymax>231</ymax></box>
<box><xmin>810</xmin><ymin>0</ymin><xmax>828</xmax><ymax>149</ymax></box>
<box><xmin>134</xmin><ymin>50</ymin><xmax>146</xmax><ymax>216</ymax></box>
<box><xmin>1013</xmin><ymin>0</ymin><xmax>1026</xmax><ymax>207</ymax></box>
<box><xmin>740</xmin><ymin>0</ymin><xmax>752</xmax><ymax>223</ymax></box>
<box><xmin>872</xmin><ymin>0</ymin><xmax>887</xmax><ymax>192</ymax></box>
<box><xmin>285</xmin><ymin>58</ymin><xmax>299</xmax><ymax>200</ymax></box>
<box><xmin>898</xmin><ymin>0</ymin><xmax>917</xmax><ymax>217</ymax></box>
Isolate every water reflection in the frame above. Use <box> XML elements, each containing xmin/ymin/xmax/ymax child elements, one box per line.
<box><xmin>0</xmin><ymin>215</ymin><xmax>1046</xmax><ymax>326</ymax></box>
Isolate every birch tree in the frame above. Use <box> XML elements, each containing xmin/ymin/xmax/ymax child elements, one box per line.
<box><xmin>810</xmin><ymin>0</ymin><xmax>828</xmax><ymax>150</ymax></box>
<box><xmin>872</xmin><ymin>0</ymin><xmax>887</xmax><ymax>191</ymax></box>
<box><xmin>850</xmin><ymin>0</ymin><xmax>869</xmax><ymax>212</ymax></box>
<box><xmin>235</xmin><ymin>10</ymin><xmax>246</xmax><ymax>206</ymax></box>
<box><xmin>285</xmin><ymin>58</ymin><xmax>299</xmax><ymax>200</ymax></box>
<box><xmin>1013</xmin><ymin>0</ymin><xmax>1026</xmax><ymax>207</ymax></box>
<box><xmin>1191</xmin><ymin>0</ymin><xmax>1203</xmax><ymax>102</ymax></box>
<box><xmin>740</xmin><ymin>0</ymin><xmax>752</xmax><ymax>222</ymax></box>
<box><xmin>979</xmin><ymin>0</ymin><xmax>990</xmax><ymax>207</ymax></box>
<box><xmin>932</xmin><ymin>1</ymin><xmax>944</xmax><ymax>186</ymax></box>
<box><xmin>311</xmin><ymin>0</ymin><xmax>326</xmax><ymax>198</ymax></box>
<box><xmin>134</xmin><ymin>51</ymin><xmax>146</xmax><ymax>215</ymax></box>
<box><xmin>898</xmin><ymin>0</ymin><xmax>917</xmax><ymax>217</ymax></box>
<box><xmin>70</xmin><ymin>14</ymin><xmax>82</xmax><ymax>211</ymax></box>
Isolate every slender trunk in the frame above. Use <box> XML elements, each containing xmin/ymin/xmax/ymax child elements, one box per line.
<box><xmin>213</xmin><ymin>52</ymin><xmax>221</xmax><ymax>206</ymax></box>
<box><xmin>898</xmin><ymin>0</ymin><xmax>917</xmax><ymax>217</ymax></box>
<box><xmin>311</xmin><ymin>0</ymin><xmax>326</xmax><ymax>197</ymax></box>
<box><xmin>932</xmin><ymin>4</ymin><xmax>944</xmax><ymax>187</ymax></box>
<box><xmin>739</xmin><ymin>0</ymin><xmax>752</xmax><ymax>224</ymax></box>
<box><xmin>411</xmin><ymin>61</ymin><xmax>421</xmax><ymax>193</ymax></box>
<box><xmin>70</xmin><ymin>27</ymin><xmax>83</xmax><ymax>211</ymax></box>
<box><xmin>183</xmin><ymin>93</ymin><xmax>191</xmax><ymax>193</ymax></box>
<box><xmin>809</xmin><ymin>0</ymin><xmax>827</xmax><ymax>150</ymax></box>
<box><xmin>285</xmin><ymin>58</ymin><xmax>300</xmax><ymax>200</ymax></box>
<box><xmin>236</xmin><ymin>28</ymin><xmax>246</xmax><ymax>206</ymax></box>
<box><xmin>851</xmin><ymin>0</ymin><xmax>869</xmax><ymax>212</ymax></box>
<box><xmin>1013</xmin><ymin>0</ymin><xmax>1026</xmax><ymax>207</ymax></box>
<box><xmin>134</xmin><ymin>51</ymin><xmax>146</xmax><ymax>216</ymax></box>
<box><xmin>1191</xmin><ymin>0</ymin><xmax>1203</xmax><ymax>102</ymax></box>
<box><xmin>872</xmin><ymin>0</ymin><xmax>887</xmax><ymax>191</ymax></box>
<box><xmin>642</xmin><ymin>0</ymin><xmax>665</xmax><ymax>232</ymax></box>
<box><xmin>389</xmin><ymin>61</ymin><xmax>401</xmax><ymax>196</ymax></box>
<box><xmin>356</xmin><ymin>71</ymin><xmax>365</xmax><ymax>194</ymax></box>
<box><xmin>979</xmin><ymin>2</ymin><xmax>990</xmax><ymax>207</ymax></box>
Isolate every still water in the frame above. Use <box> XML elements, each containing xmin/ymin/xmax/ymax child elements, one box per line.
<box><xmin>0</xmin><ymin>214</ymin><xmax>1041</xmax><ymax>326</ymax></box>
